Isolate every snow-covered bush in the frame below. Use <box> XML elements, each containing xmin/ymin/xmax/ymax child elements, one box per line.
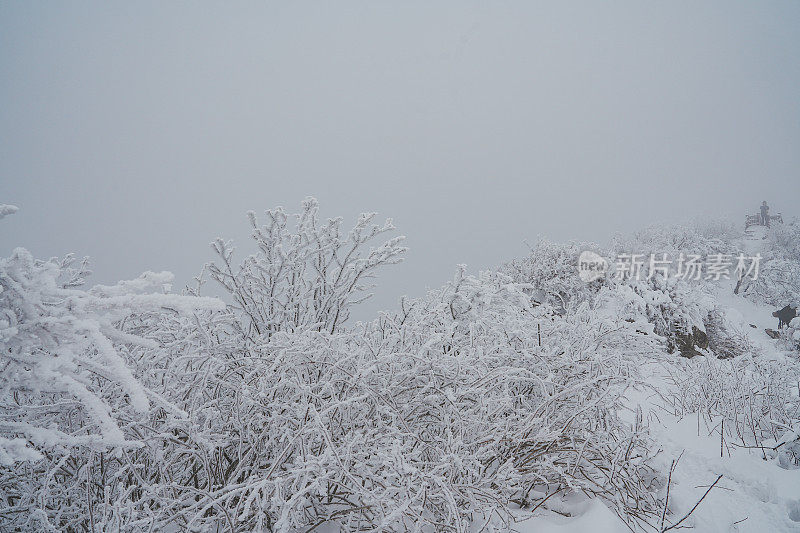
<box><xmin>772</xmin><ymin>314</ymin><xmax>800</xmax><ymax>353</ymax></box>
<box><xmin>741</xmin><ymin>257</ymin><xmax>800</xmax><ymax>308</ymax></box>
<box><xmin>207</xmin><ymin>197</ymin><xmax>406</xmax><ymax>338</ymax></box>
<box><xmin>0</xmin><ymin>199</ymin><xmax>409</xmax><ymax>531</ymax></box>
<box><xmin>688</xmin><ymin>217</ymin><xmax>741</xmax><ymax>246</ymax></box>
<box><xmin>766</xmin><ymin>219</ymin><xmax>800</xmax><ymax>260</ymax></box>
<box><xmin>661</xmin><ymin>353</ymin><xmax>800</xmax><ymax>464</ymax></box>
<box><xmin>739</xmin><ymin>219</ymin><xmax>800</xmax><ymax>307</ymax></box>
<box><xmin>503</xmin><ymin>225</ymin><xmax>731</xmax><ymax>359</ymax></box>
<box><xmin>611</xmin><ymin>222</ymin><xmax>738</xmax><ymax>262</ymax></box>
<box><xmin>0</xmin><ymin>248</ymin><xmax>223</xmax><ymax>461</ymax></box>
<box><xmin>0</xmin><ymin>252</ymin><xmax>224</xmax><ymax>529</ymax></box>
<box><xmin>603</xmin><ymin>275</ymin><xmax>716</xmax><ymax>347</ymax></box>
<box><xmin>705</xmin><ymin>306</ymin><xmax>759</xmax><ymax>359</ymax></box>
<box><xmin>87</xmin><ymin>269</ymin><xmax>663</xmax><ymax>531</ymax></box>
<box><xmin>499</xmin><ymin>239</ymin><xmax>607</xmax><ymax>313</ymax></box>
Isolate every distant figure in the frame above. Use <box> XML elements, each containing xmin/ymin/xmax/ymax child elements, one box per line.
<box><xmin>760</xmin><ymin>201</ymin><xmax>770</xmax><ymax>227</ymax></box>
<box><xmin>772</xmin><ymin>305</ymin><xmax>797</xmax><ymax>329</ymax></box>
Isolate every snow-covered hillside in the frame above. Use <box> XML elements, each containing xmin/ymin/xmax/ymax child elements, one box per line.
<box><xmin>516</xmin><ymin>223</ymin><xmax>800</xmax><ymax>532</ymax></box>
<box><xmin>1</xmin><ymin>202</ymin><xmax>798</xmax><ymax>532</ymax></box>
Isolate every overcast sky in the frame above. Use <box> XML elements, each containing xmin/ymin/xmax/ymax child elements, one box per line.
<box><xmin>2</xmin><ymin>2</ymin><xmax>799</xmax><ymax>319</ymax></box>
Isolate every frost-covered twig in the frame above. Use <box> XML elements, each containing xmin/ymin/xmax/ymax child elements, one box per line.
<box><xmin>662</xmin><ymin>474</ymin><xmax>722</xmax><ymax>532</ymax></box>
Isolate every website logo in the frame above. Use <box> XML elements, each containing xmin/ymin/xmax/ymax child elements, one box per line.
<box><xmin>578</xmin><ymin>251</ymin><xmax>608</xmax><ymax>282</ymax></box>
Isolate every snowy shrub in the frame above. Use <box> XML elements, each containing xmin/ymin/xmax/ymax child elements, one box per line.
<box><xmin>766</xmin><ymin>219</ymin><xmax>800</xmax><ymax>260</ymax></box>
<box><xmin>0</xmin><ymin>248</ymin><xmax>223</xmax><ymax>460</ymax></box>
<box><xmin>741</xmin><ymin>257</ymin><xmax>800</xmax><ymax>308</ymax></box>
<box><xmin>499</xmin><ymin>239</ymin><xmax>606</xmax><ymax>313</ymax></box>
<box><xmin>660</xmin><ymin>353</ymin><xmax>800</xmax><ymax>465</ymax></box>
<box><xmin>739</xmin><ymin>219</ymin><xmax>800</xmax><ymax>307</ymax></box>
<box><xmin>83</xmin><ymin>269</ymin><xmax>663</xmax><ymax>531</ymax></box>
<box><xmin>605</xmin><ymin>222</ymin><xmax>752</xmax><ymax>359</ymax></box>
<box><xmin>0</xmin><ymin>244</ymin><xmax>224</xmax><ymax>530</ymax></box>
<box><xmin>611</xmin><ymin>222</ymin><xmax>737</xmax><ymax>262</ymax></box>
<box><xmin>503</xmin><ymin>226</ymin><xmax>729</xmax><ymax>358</ymax></box>
<box><xmin>207</xmin><ymin>197</ymin><xmax>406</xmax><ymax>339</ymax></box>
<box><xmin>704</xmin><ymin>307</ymin><xmax>759</xmax><ymax>359</ymax></box>
<box><xmin>688</xmin><ymin>217</ymin><xmax>740</xmax><ymax>245</ymax></box>
<box><xmin>0</xmin><ymin>199</ymin><xmax>409</xmax><ymax>531</ymax></box>
<box><xmin>603</xmin><ymin>275</ymin><xmax>716</xmax><ymax>344</ymax></box>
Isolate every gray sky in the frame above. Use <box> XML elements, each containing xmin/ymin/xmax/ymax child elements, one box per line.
<box><xmin>2</xmin><ymin>1</ymin><xmax>799</xmax><ymax>319</ymax></box>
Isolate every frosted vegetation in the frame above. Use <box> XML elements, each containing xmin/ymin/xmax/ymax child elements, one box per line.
<box><xmin>1</xmin><ymin>200</ymin><xmax>798</xmax><ymax>531</ymax></box>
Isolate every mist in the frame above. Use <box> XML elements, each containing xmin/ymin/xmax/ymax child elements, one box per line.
<box><xmin>2</xmin><ymin>1</ymin><xmax>799</xmax><ymax>320</ymax></box>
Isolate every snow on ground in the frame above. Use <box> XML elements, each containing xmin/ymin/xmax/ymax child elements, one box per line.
<box><xmin>510</xmin><ymin>223</ymin><xmax>800</xmax><ymax>533</ymax></box>
<box><xmin>646</xmin><ymin>413</ymin><xmax>800</xmax><ymax>532</ymax></box>
<box><xmin>513</xmin><ymin>499</ymin><xmax>628</xmax><ymax>533</ymax></box>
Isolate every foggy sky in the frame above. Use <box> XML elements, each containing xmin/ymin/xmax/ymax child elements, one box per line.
<box><xmin>2</xmin><ymin>1</ymin><xmax>799</xmax><ymax>320</ymax></box>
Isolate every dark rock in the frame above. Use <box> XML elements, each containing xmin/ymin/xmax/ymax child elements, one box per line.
<box><xmin>674</xmin><ymin>325</ymin><xmax>709</xmax><ymax>358</ymax></box>
<box><xmin>765</xmin><ymin>328</ymin><xmax>781</xmax><ymax>339</ymax></box>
